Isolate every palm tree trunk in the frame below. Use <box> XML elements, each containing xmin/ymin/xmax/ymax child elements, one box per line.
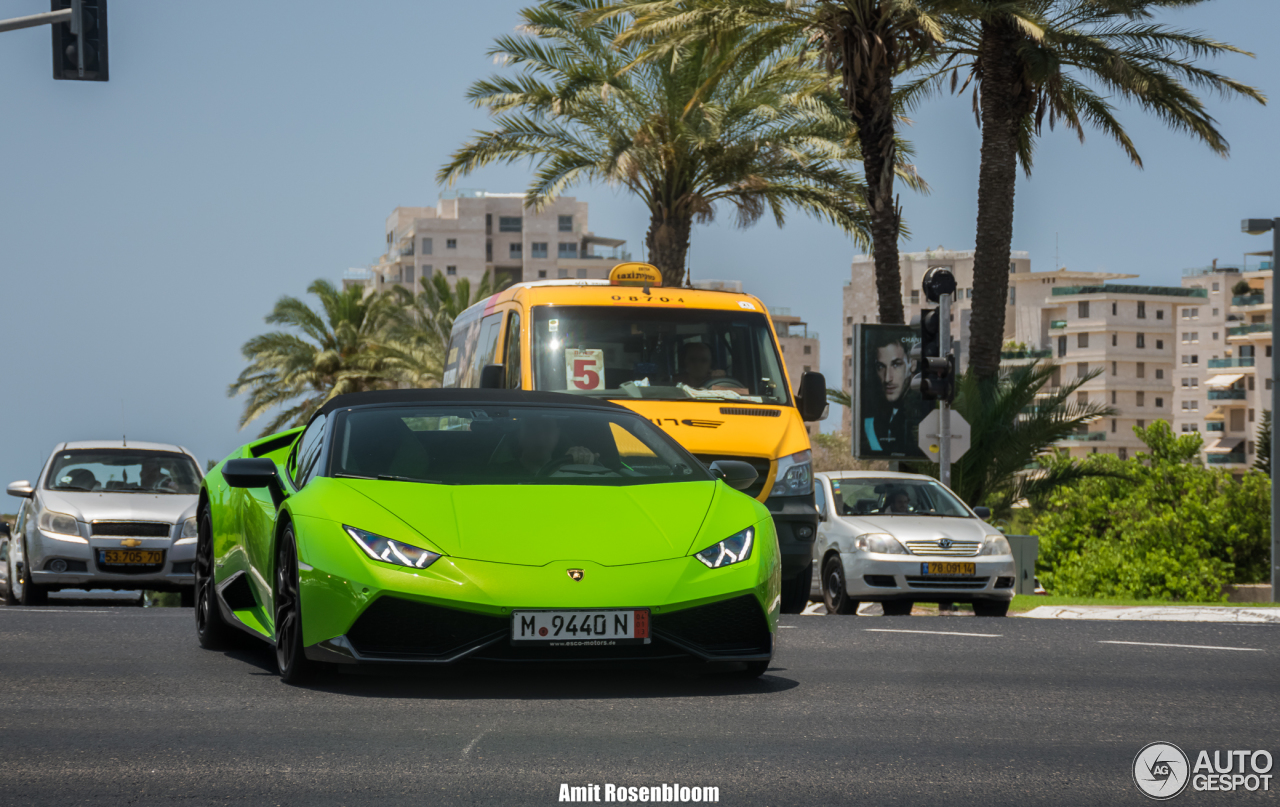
<box><xmin>969</xmin><ymin>20</ymin><xmax>1026</xmax><ymax>381</ymax></box>
<box><xmin>646</xmin><ymin>207</ymin><xmax>693</xmax><ymax>288</ymax></box>
<box><xmin>848</xmin><ymin>37</ymin><xmax>904</xmax><ymax>325</ymax></box>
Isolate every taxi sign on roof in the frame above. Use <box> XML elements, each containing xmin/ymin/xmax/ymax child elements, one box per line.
<box><xmin>609</xmin><ymin>262</ymin><xmax>663</xmax><ymax>287</ymax></box>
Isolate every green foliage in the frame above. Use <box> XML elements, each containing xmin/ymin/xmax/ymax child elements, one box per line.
<box><xmin>1033</xmin><ymin>422</ymin><xmax>1271</xmax><ymax>602</ymax></box>
<box><xmin>1232</xmin><ymin>279</ymin><xmax>1254</xmax><ymax>297</ymax></box>
<box><xmin>379</xmin><ymin>274</ymin><xmax>503</xmax><ymax>388</ymax></box>
<box><xmin>1255</xmin><ymin>409</ymin><xmax>1271</xmax><ymax>477</ymax></box>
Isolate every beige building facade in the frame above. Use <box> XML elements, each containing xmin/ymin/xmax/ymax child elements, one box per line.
<box><xmin>771</xmin><ymin>308</ymin><xmax>820</xmax><ymax>435</ymax></box>
<box><xmin>344</xmin><ymin>191</ymin><xmax>630</xmax><ymax>295</ymax></box>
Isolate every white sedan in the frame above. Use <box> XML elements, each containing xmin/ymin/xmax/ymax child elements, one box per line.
<box><xmin>810</xmin><ymin>471</ymin><xmax>1015</xmax><ymax>617</ymax></box>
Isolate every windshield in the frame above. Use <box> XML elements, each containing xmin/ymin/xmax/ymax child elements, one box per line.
<box><xmin>329</xmin><ymin>405</ymin><xmax>710</xmax><ymax>486</ymax></box>
<box><xmin>45</xmin><ymin>450</ymin><xmax>202</xmax><ymax>495</ymax></box>
<box><xmin>531</xmin><ymin>306</ymin><xmax>790</xmax><ymax>404</ymax></box>
<box><xmin>826</xmin><ymin>477</ymin><xmax>970</xmax><ymax>518</ymax></box>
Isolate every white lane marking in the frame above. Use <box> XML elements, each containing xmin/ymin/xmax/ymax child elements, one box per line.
<box><xmin>864</xmin><ymin>629</ymin><xmax>1002</xmax><ymax>638</ymax></box>
<box><xmin>462</xmin><ymin>729</ymin><xmax>489</xmax><ymax>759</ymax></box>
<box><xmin>778</xmin><ymin>626</ymin><xmax>797</xmax><ymax>629</ymax></box>
<box><xmin>1099</xmin><ymin>640</ymin><xmax>1264</xmax><ymax>652</ymax></box>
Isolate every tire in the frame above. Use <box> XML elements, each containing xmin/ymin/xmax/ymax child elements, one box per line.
<box><xmin>821</xmin><ymin>555</ymin><xmax>859</xmax><ymax>615</ymax></box>
<box><xmin>882</xmin><ymin>600</ymin><xmax>913</xmax><ymax>617</ymax></box>
<box><xmin>779</xmin><ymin>561</ymin><xmax>813</xmax><ymax>614</ymax></box>
<box><xmin>17</xmin><ymin>540</ymin><xmax>48</xmax><ymax>606</ymax></box>
<box><xmin>195</xmin><ymin>509</ymin><xmax>239</xmax><ymax>649</ymax></box>
<box><xmin>973</xmin><ymin>600</ymin><xmax>1010</xmax><ymax>617</ymax></box>
<box><xmin>179</xmin><ymin>588</ymin><xmax>195</xmax><ymax>608</ymax></box>
<box><xmin>3</xmin><ymin>542</ymin><xmax>18</xmax><ymax>606</ymax></box>
<box><xmin>274</xmin><ymin>526</ymin><xmax>320</xmax><ymax>684</ymax></box>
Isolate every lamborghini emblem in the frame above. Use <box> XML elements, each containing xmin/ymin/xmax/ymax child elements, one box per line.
<box><xmin>566</xmin><ymin>569</ymin><xmax>584</xmax><ymax>582</ymax></box>
<box><xmin>120</xmin><ymin>538</ymin><xmax>142</xmax><ymax>548</ymax></box>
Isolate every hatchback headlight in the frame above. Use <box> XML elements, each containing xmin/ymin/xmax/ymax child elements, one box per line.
<box><xmin>979</xmin><ymin>534</ymin><xmax>1011</xmax><ymax>556</ymax></box>
<box><xmin>769</xmin><ymin>450</ymin><xmax>812</xmax><ymax>497</ymax></box>
<box><xmin>694</xmin><ymin>527</ymin><xmax>754</xmax><ymax>569</ymax></box>
<box><xmin>38</xmin><ymin>509</ymin><xmax>85</xmax><ymax>542</ymax></box>
<box><xmin>854</xmin><ymin>533</ymin><xmax>908</xmax><ymax>555</ymax></box>
<box><xmin>344</xmin><ymin>525</ymin><xmax>442</xmax><ymax>569</ymax></box>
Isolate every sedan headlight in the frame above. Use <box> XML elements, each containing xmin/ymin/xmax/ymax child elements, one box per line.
<box><xmin>853</xmin><ymin>533</ymin><xmax>908</xmax><ymax>555</ymax></box>
<box><xmin>694</xmin><ymin>527</ymin><xmax>754</xmax><ymax>569</ymax></box>
<box><xmin>173</xmin><ymin>517</ymin><xmax>199</xmax><ymax>545</ymax></box>
<box><xmin>344</xmin><ymin>525</ymin><xmax>442</xmax><ymax>570</ymax></box>
<box><xmin>979</xmin><ymin>534</ymin><xmax>1011</xmax><ymax>556</ymax></box>
<box><xmin>38</xmin><ymin>509</ymin><xmax>85</xmax><ymax>542</ymax></box>
<box><xmin>769</xmin><ymin>450</ymin><xmax>812</xmax><ymax>497</ymax></box>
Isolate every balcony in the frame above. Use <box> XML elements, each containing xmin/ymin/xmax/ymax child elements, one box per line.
<box><xmin>1064</xmin><ymin>432</ymin><xmax>1107</xmax><ymax>442</ymax></box>
<box><xmin>1207</xmin><ymin>452</ymin><xmax>1247</xmax><ymax>465</ymax></box>
<box><xmin>1001</xmin><ymin>349</ymin><xmax>1052</xmax><ymax>360</ymax></box>
<box><xmin>1207</xmin><ymin>357</ymin><xmax>1255</xmax><ymax>368</ymax></box>
<box><xmin>1228</xmin><ymin>322</ymin><xmax>1271</xmax><ymax>337</ymax></box>
<box><xmin>1049</xmin><ymin>320</ymin><xmax>1067</xmax><ymax>330</ymax></box>
<box><xmin>1208</xmin><ymin>389</ymin><xmax>1246</xmax><ymax>400</ymax></box>
<box><xmin>1206</xmin><ymin>422</ymin><xmax>1225</xmax><ymax>432</ymax></box>
<box><xmin>1232</xmin><ymin>293</ymin><xmax>1266</xmax><ymax>307</ymax></box>
<box><xmin>1051</xmin><ymin>284</ymin><xmax>1208</xmax><ymax>299</ymax></box>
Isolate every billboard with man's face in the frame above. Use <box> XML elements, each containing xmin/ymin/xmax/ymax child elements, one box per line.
<box><xmin>853</xmin><ymin>324</ymin><xmax>928</xmax><ymax>460</ymax></box>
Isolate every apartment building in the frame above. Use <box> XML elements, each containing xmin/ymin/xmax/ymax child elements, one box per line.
<box><xmin>344</xmin><ymin>191</ymin><xmax>630</xmax><ymax>295</ymax></box>
<box><xmin>1173</xmin><ymin>256</ymin><xmax>1274</xmax><ymax>473</ymax></box>
<box><xmin>771</xmin><ymin>308</ymin><xmax>820</xmax><ymax>435</ymax></box>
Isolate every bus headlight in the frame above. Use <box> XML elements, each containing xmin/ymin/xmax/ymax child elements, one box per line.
<box><xmin>769</xmin><ymin>450</ymin><xmax>812</xmax><ymax>497</ymax></box>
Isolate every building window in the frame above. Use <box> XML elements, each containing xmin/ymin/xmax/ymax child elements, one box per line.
<box><xmin>509</xmin><ymin>243</ymin><xmax>522</xmax><ymax>258</ymax></box>
<box><xmin>1191</xmin><ymin>401</ymin><xmax>1199</xmax><ymax>410</ymax></box>
<box><xmin>1119</xmin><ymin>447</ymin><xmax>1128</xmax><ymax>461</ymax></box>
<box><xmin>1212</xmin><ymin>308</ymin><xmax>1218</xmax><ymax>317</ymax></box>
<box><xmin>1156</xmin><ymin>340</ymin><xmax>1163</xmax><ymax>350</ymax></box>
<box><xmin>1181</xmin><ymin>378</ymin><xmax>1189</xmax><ymax>387</ymax></box>
<box><xmin>1112</xmin><ymin>333</ymin><xmax>1117</xmax><ymax>346</ymax></box>
<box><xmin>1155</xmin><ymin>369</ymin><xmax>1164</xmax><ymax>379</ymax></box>
<box><xmin>1057</xmin><ymin>336</ymin><xmax>1067</xmax><ymax>358</ymax></box>
<box><xmin>1078</xmin><ymin>301</ymin><xmax>1090</xmax><ymax>318</ymax></box>
<box><xmin>804</xmin><ymin>365</ymin><xmax>811</xmax><ymax>372</ymax></box>
<box><xmin>1156</xmin><ymin>309</ymin><xmax>1164</xmax><ymax>320</ymax></box>
<box><xmin>558</xmin><ymin>215</ymin><xmax>574</xmax><ymax>232</ymax></box>
<box><xmin>1269</xmin><ymin>346</ymin><xmax>1274</xmax><ymax>358</ymax></box>
<box><xmin>846</xmin><ymin>316</ymin><xmax>853</xmax><ymax>324</ymax></box>
<box><xmin>803</xmin><ymin>345</ymin><xmax>812</xmax><ymax>355</ymax></box>
<box><xmin>1137</xmin><ymin>391</ymin><xmax>1145</xmax><ymax>407</ymax></box>
<box><xmin>538</xmin><ymin>270</ymin><xmax>547</xmax><ymax>278</ymax></box>
<box><xmin>1137</xmin><ymin>301</ymin><xmax>1146</xmax><ymax>319</ymax></box>
<box><xmin>446</xmin><ymin>238</ymin><xmax>457</xmax><ymax>249</ymax></box>
<box><xmin>446</xmin><ymin>266</ymin><xmax>457</xmax><ymax>276</ymax></box>
<box><xmin>1009</xmin><ymin>262</ymin><xmax>1017</xmax><ymax>273</ymax></box>
<box><xmin>1008</xmin><ymin>287</ymin><xmax>1016</xmax><ymax>304</ymax></box>
<box><xmin>1248</xmin><ymin>441</ymin><xmax>1256</xmax><ymax>454</ymax></box>
<box><xmin>1269</xmin><ymin>379</ymin><xmax>1274</xmax><ymax>391</ymax></box>
<box><xmin>403</xmin><ymin>267</ymin><xmax>414</xmax><ymax>284</ymax></box>
<box><xmin>1212</xmin><ymin>331</ymin><xmax>1219</xmax><ymax>340</ymax></box>
<box><xmin>1077</xmin><ymin>333</ymin><xmax>1089</xmax><ymax>349</ymax></box>
<box><xmin>558</xmin><ymin>268</ymin><xmax>569</xmax><ymax>278</ymax></box>
<box><xmin>499</xmin><ymin>217</ymin><xmax>522</xmax><ymax>233</ymax></box>
<box><xmin>422</xmin><ymin>238</ymin><xmax>432</xmax><ymax>255</ymax></box>
<box><xmin>1112</xmin><ymin>302</ymin><xmax>1117</xmax><ymax>316</ymax></box>
<box><xmin>1111</xmin><ymin>390</ymin><xmax>1117</xmax><ymax>405</ymax></box>
<box><xmin>421</xmin><ymin>264</ymin><xmax>432</xmax><ymax>279</ymax></box>
<box><xmin>1111</xmin><ymin>419</ymin><xmax>1117</xmax><ymax>433</ymax></box>
<box><xmin>558</xmin><ymin>242</ymin><xmax>578</xmax><ymax>258</ymax></box>
<box><xmin>1155</xmin><ymin>398</ymin><xmax>1163</xmax><ymax>408</ymax></box>
<box><xmin>1249</xmin><ymin>408</ymin><xmax>1255</xmax><ymax>422</ymax></box>
<box><xmin>1212</xmin><ymin>282</ymin><xmax>1220</xmax><ymax>292</ymax></box>
<box><xmin>1112</xmin><ymin>361</ymin><xmax>1117</xmax><ymax>376</ymax></box>
<box><xmin>1249</xmin><ymin>376</ymin><xmax>1256</xmax><ymax>390</ymax></box>
<box><xmin>1077</xmin><ymin>392</ymin><xmax>1088</xmax><ymax>405</ymax></box>
<box><xmin>1137</xmin><ymin>362</ymin><xmax>1145</xmax><ymax>379</ymax></box>
<box><xmin>1136</xmin><ymin>333</ymin><xmax>1146</xmax><ymax>348</ymax></box>
<box><xmin>531</xmin><ymin>242</ymin><xmax>548</xmax><ymax>259</ymax></box>
<box><xmin>576</xmin><ymin>268</ymin><xmax>587</xmax><ymax>278</ymax></box>
<box><xmin>1137</xmin><ymin>419</ymin><xmax>1145</xmax><ymax>428</ymax></box>
<box><xmin>1077</xmin><ymin>362</ymin><xmax>1088</xmax><ymax>377</ymax></box>
<box><xmin>1190</xmin><ymin>377</ymin><xmax>1198</xmax><ymax>386</ymax></box>
<box><xmin>910</xmin><ymin>290</ymin><xmax>920</xmax><ymax>304</ymax></box>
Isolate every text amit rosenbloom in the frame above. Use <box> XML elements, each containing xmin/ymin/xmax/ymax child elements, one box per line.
<box><xmin>559</xmin><ymin>783</ymin><xmax>719</xmax><ymax>803</ymax></box>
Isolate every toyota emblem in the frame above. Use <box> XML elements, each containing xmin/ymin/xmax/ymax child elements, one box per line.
<box><xmin>938</xmin><ymin>539</ymin><xmax>953</xmax><ymax>550</ymax></box>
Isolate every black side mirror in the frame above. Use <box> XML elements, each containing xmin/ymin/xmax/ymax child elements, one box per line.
<box><xmin>223</xmin><ymin>458</ymin><xmax>287</xmax><ymax>508</ymax></box>
<box><xmin>479</xmin><ymin>364</ymin><xmax>506</xmax><ymax>389</ymax></box>
<box><xmin>972</xmin><ymin>506</ymin><xmax>991</xmax><ymax>520</ymax></box>
<box><xmin>795</xmin><ymin>372</ymin><xmax>826</xmax><ymax>422</ymax></box>
<box><xmin>0</xmin><ymin>522</ymin><xmax>9</xmax><ymax>538</ymax></box>
<box><xmin>709</xmin><ymin>460</ymin><xmax>758</xmax><ymax>491</ymax></box>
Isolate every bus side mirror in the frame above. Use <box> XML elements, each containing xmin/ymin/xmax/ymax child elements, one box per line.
<box><xmin>479</xmin><ymin>364</ymin><xmax>506</xmax><ymax>389</ymax></box>
<box><xmin>796</xmin><ymin>372</ymin><xmax>826</xmax><ymax>422</ymax></box>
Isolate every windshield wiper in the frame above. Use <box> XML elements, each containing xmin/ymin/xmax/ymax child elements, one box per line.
<box><xmin>334</xmin><ymin>473</ymin><xmax>376</xmax><ymax>480</ymax></box>
<box><xmin>377</xmin><ymin>474</ymin><xmax>451</xmax><ymax>485</ymax></box>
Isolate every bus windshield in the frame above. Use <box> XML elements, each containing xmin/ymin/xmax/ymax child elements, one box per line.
<box><xmin>531</xmin><ymin>306</ymin><xmax>790</xmax><ymax>405</ymax></box>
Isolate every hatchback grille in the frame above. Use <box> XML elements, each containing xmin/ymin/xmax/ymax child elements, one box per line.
<box><xmin>91</xmin><ymin>521</ymin><xmax>171</xmax><ymax>538</ymax></box>
<box><xmin>693</xmin><ymin>454</ymin><xmax>771</xmax><ymax>499</ymax></box>
<box><xmin>652</xmin><ymin>595</ymin><xmax>770</xmax><ymax>656</ymax></box>
<box><xmin>904</xmin><ymin>576</ymin><xmax>990</xmax><ymax>590</ymax></box>
<box><xmin>347</xmin><ymin>597</ymin><xmax>506</xmax><ymax>659</ymax></box>
<box><xmin>904</xmin><ymin>540</ymin><xmax>979</xmax><ymax>557</ymax></box>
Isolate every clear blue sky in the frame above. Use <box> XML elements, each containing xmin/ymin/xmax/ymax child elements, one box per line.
<box><xmin>0</xmin><ymin>0</ymin><xmax>1276</xmax><ymax>487</ymax></box>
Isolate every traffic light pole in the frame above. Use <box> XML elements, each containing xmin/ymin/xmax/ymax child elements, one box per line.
<box><xmin>0</xmin><ymin>8</ymin><xmax>71</xmax><ymax>34</ymax></box>
<box><xmin>939</xmin><ymin>291</ymin><xmax>952</xmax><ymax>488</ymax></box>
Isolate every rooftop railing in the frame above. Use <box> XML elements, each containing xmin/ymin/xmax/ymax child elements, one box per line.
<box><xmin>1001</xmin><ymin>349</ymin><xmax>1053</xmax><ymax>359</ymax></box>
<box><xmin>1049</xmin><ymin>320</ymin><xmax>1067</xmax><ymax>330</ymax></box>
<box><xmin>1063</xmin><ymin>432</ymin><xmax>1107</xmax><ymax>442</ymax></box>
<box><xmin>1051</xmin><ymin>284</ymin><xmax>1208</xmax><ymax>298</ymax></box>
<box><xmin>1207</xmin><ymin>452</ymin><xmax>1247</xmax><ymax>465</ymax></box>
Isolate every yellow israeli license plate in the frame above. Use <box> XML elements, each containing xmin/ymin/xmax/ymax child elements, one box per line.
<box><xmin>99</xmin><ymin>549</ymin><xmax>164</xmax><ymax>565</ymax></box>
<box><xmin>920</xmin><ymin>562</ymin><xmax>975</xmax><ymax>576</ymax></box>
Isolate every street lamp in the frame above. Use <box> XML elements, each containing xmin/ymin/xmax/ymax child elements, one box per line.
<box><xmin>1241</xmin><ymin>217</ymin><xmax>1279</xmax><ymax>603</ymax></box>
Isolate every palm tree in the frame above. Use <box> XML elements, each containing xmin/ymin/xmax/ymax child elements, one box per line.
<box><xmin>1255</xmin><ymin>409</ymin><xmax>1271</xmax><ymax>477</ymax></box>
<box><xmin>918</xmin><ymin>0</ymin><xmax>1265</xmax><ymax>379</ymax></box>
<box><xmin>378</xmin><ymin>274</ymin><xmax>503</xmax><ymax>388</ymax></box>
<box><xmin>439</xmin><ymin>0</ymin><xmax>884</xmax><ymax>288</ymax></box>
<box><xmin>613</xmin><ymin>0</ymin><xmax>943</xmax><ymax>321</ymax></box>
<box><xmin>229</xmin><ymin>280</ymin><xmax>401</xmax><ymax>436</ymax></box>
<box><xmin>912</xmin><ymin>361</ymin><xmax>1116</xmax><ymax>518</ymax></box>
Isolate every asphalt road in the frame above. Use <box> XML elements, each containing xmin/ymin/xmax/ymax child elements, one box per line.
<box><xmin>0</xmin><ymin>603</ymin><xmax>1276</xmax><ymax>807</ymax></box>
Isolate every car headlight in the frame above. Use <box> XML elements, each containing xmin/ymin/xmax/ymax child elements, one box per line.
<box><xmin>979</xmin><ymin>534</ymin><xmax>1011</xmax><ymax>556</ymax></box>
<box><xmin>344</xmin><ymin>525</ymin><xmax>442</xmax><ymax>570</ymax></box>
<box><xmin>174</xmin><ymin>517</ymin><xmax>199</xmax><ymax>545</ymax></box>
<box><xmin>38</xmin><ymin>509</ymin><xmax>85</xmax><ymax>542</ymax></box>
<box><xmin>853</xmin><ymin>533</ymin><xmax>908</xmax><ymax>555</ymax></box>
<box><xmin>769</xmin><ymin>450</ymin><xmax>812</xmax><ymax>497</ymax></box>
<box><xmin>694</xmin><ymin>527</ymin><xmax>754</xmax><ymax>569</ymax></box>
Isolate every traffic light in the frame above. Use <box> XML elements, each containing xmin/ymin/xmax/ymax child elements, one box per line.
<box><xmin>917</xmin><ymin>307</ymin><xmax>954</xmax><ymax>402</ymax></box>
<box><xmin>51</xmin><ymin>0</ymin><xmax>108</xmax><ymax>81</ymax></box>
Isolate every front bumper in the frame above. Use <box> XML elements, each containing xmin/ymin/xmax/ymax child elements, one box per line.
<box><xmin>838</xmin><ymin>552</ymin><xmax>1016</xmax><ymax>603</ymax></box>
<box><xmin>26</xmin><ymin>530</ymin><xmax>195</xmax><ymax>591</ymax></box>
<box><xmin>765</xmin><ymin>493</ymin><xmax>817</xmax><ymax>579</ymax></box>
<box><xmin>290</xmin><ymin>515</ymin><xmax>779</xmax><ymax>667</ymax></box>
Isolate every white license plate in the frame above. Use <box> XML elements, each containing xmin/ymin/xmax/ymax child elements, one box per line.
<box><xmin>511</xmin><ymin>609</ymin><xmax>651</xmax><ymax>645</ymax></box>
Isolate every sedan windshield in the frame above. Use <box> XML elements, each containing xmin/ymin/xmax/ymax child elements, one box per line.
<box><xmin>328</xmin><ymin>405</ymin><xmax>710</xmax><ymax>486</ymax></box>
<box><xmin>827</xmin><ymin>477</ymin><xmax>970</xmax><ymax>518</ymax></box>
<box><xmin>531</xmin><ymin>306</ymin><xmax>789</xmax><ymax>405</ymax></box>
<box><xmin>45</xmin><ymin>450</ymin><xmax>202</xmax><ymax>495</ymax></box>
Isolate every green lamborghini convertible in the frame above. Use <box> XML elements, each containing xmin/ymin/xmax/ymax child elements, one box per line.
<box><xmin>196</xmin><ymin>390</ymin><xmax>779</xmax><ymax>682</ymax></box>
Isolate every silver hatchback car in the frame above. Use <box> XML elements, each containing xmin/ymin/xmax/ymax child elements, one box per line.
<box><xmin>5</xmin><ymin>441</ymin><xmax>202</xmax><ymax>606</ymax></box>
<box><xmin>810</xmin><ymin>471</ymin><xmax>1015</xmax><ymax>616</ymax></box>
